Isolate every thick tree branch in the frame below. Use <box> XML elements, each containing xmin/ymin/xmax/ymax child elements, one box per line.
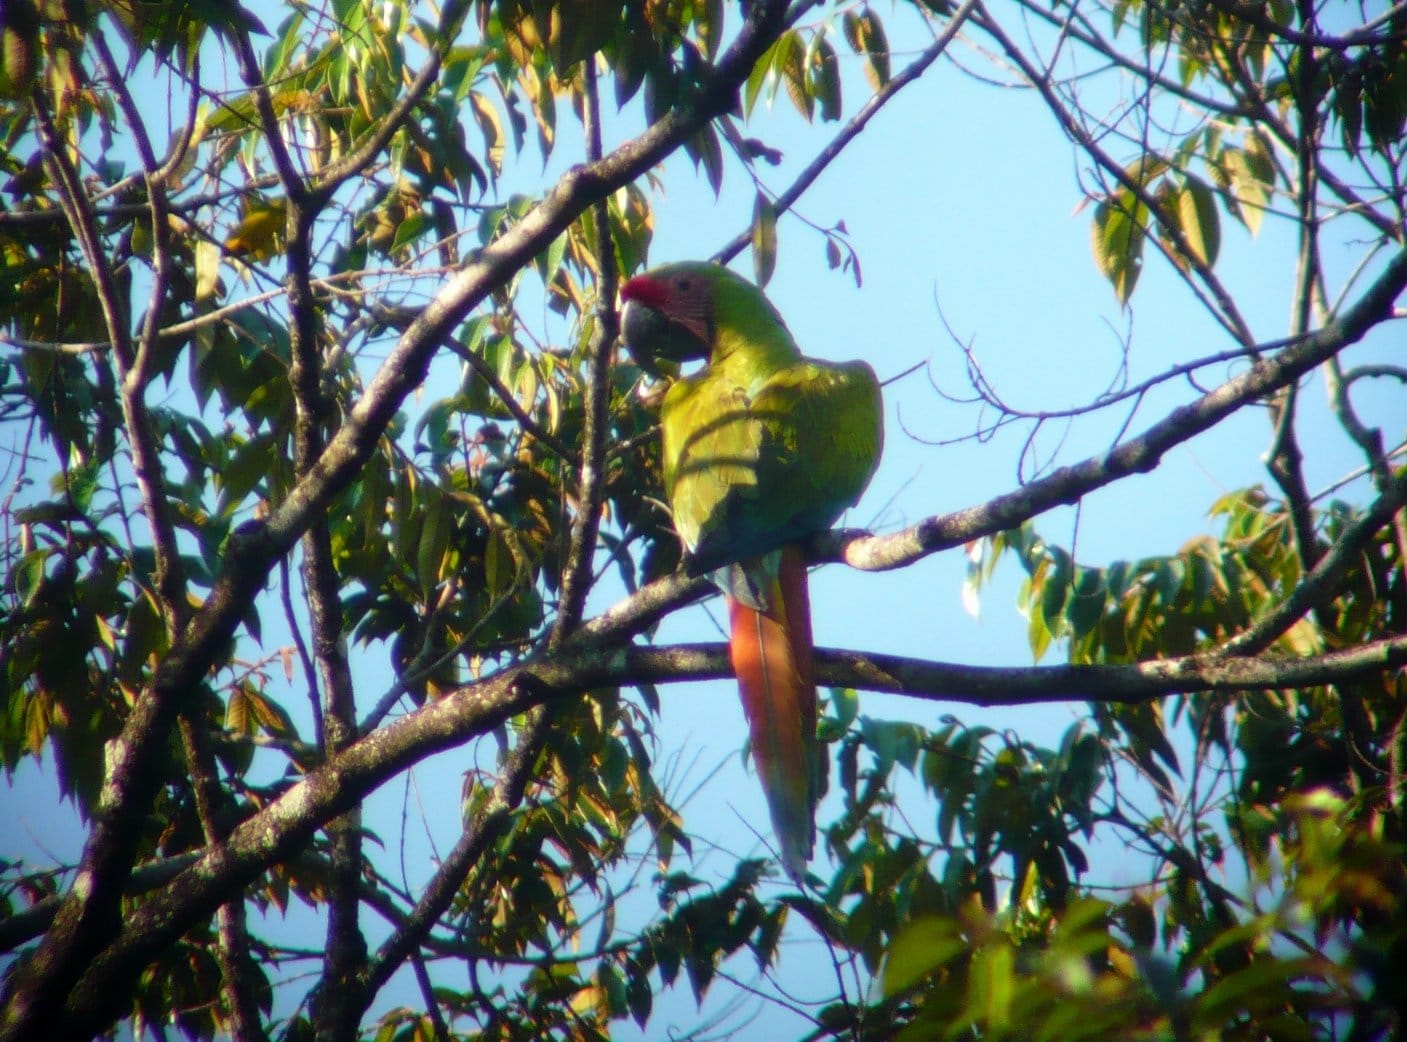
<box><xmin>0</xmin><ymin>854</ymin><xmax>198</xmax><ymax>954</ymax></box>
<box><xmin>809</xmin><ymin>637</ymin><xmax>1407</xmax><ymax>705</ymax></box>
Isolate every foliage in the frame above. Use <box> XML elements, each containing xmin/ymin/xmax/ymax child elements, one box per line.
<box><xmin>0</xmin><ymin>0</ymin><xmax>1404</xmax><ymax>1040</ymax></box>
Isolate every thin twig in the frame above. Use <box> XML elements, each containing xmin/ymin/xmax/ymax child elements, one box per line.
<box><xmin>712</xmin><ymin>0</ymin><xmax>979</xmax><ymax>266</ymax></box>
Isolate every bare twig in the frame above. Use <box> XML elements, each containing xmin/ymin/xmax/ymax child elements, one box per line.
<box><xmin>712</xmin><ymin>0</ymin><xmax>979</xmax><ymax>266</ymax></box>
<box><xmin>973</xmin><ymin>2</ymin><xmax>1258</xmax><ymax>346</ymax></box>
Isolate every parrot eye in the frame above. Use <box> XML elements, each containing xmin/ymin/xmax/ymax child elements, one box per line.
<box><xmin>676</xmin><ymin>278</ymin><xmax>692</xmax><ymax>292</ymax></box>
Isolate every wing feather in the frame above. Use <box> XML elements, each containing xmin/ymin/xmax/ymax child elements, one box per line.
<box><xmin>663</xmin><ymin>357</ymin><xmax>882</xmax><ymax>571</ymax></box>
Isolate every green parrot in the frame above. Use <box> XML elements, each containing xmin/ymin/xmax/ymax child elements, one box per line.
<box><xmin>619</xmin><ymin>261</ymin><xmax>883</xmax><ymax>883</ymax></box>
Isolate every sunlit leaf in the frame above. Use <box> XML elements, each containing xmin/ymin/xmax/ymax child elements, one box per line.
<box><xmin>751</xmin><ymin>192</ymin><xmax>778</xmax><ymax>288</ymax></box>
<box><xmin>1091</xmin><ymin>194</ymin><xmax>1146</xmax><ymax>305</ymax></box>
<box><xmin>882</xmin><ymin>917</ymin><xmax>965</xmax><ymax>995</ymax></box>
<box><xmin>1175</xmin><ymin>175</ymin><xmax>1220</xmax><ymax>268</ymax></box>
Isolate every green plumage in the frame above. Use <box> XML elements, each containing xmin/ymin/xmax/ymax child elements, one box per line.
<box><xmin>620</xmin><ymin>261</ymin><xmax>883</xmax><ymax>883</ymax></box>
<box><xmin>625</xmin><ymin>263</ymin><xmax>882</xmax><ymax>575</ymax></box>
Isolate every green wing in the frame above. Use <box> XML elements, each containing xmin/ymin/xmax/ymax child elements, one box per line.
<box><xmin>662</xmin><ymin>357</ymin><xmax>882</xmax><ymax>572</ymax></box>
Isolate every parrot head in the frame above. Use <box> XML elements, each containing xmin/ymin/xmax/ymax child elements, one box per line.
<box><xmin>619</xmin><ymin>264</ymin><xmax>716</xmax><ymax>377</ymax></box>
<box><xmin>620</xmin><ymin>262</ymin><xmax>794</xmax><ymax>376</ymax></box>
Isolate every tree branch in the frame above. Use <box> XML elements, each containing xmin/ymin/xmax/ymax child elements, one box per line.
<box><xmin>821</xmin><ymin>245</ymin><xmax>1407</xmax><ymax>574</ymax></box>
<box><xmin>52</xmin><ymin>258</ymin><xmax>1397</xmax><ymax>1024</ymax></box>
<box><xmin>41</xmin><ymin>618</ymin><xmax>1407</xmax><ymax>1039</ymax></box>
<box><xmin>554</xmin><ymin>58</ymin><xmax>618</xmax><ymax>641</ymax></box>
<box><xmin>175</xmin><ymin>715</ymin><xmax>268</xmax><ymax>1042</ymax></box>
<box><xmin>812</xmin><ymin>636</ymin><xmax>1407</xmax><ymax>705</ymax></box>
<box><xmin>286</xmin><ymin>207</ymin><xmax>367</xmax><ymax>1042</ymax></box>
<box><xmin>355</xmin><ymin>706</ymin><xmax>550</xmax><ymax>1008</ymax></box>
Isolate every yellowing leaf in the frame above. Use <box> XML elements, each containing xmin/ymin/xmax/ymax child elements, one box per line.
<box><xmin>776</xmin><ymin>30</ymin><xmax>810</xmax><ymax>120</ymax></box>
<box><xmin>1223</xmin><ymin>136</ymin><xmax>1275</xmax><ymax>236</ymax></box>
<box><xmin>844</xmin><ymin>8</ymin><xmax>891</xmax><ymax>90</ymax></box>
<box><xmin>226</xmin><ymin>687</ymin><xmax>252</xmax><ymax>735</ymax></box>
<box><xmin>195</xmin><ymin>239</ymin><xmax>222</xmax><ymax>303</ymax></box>
<box><xmin>859</xmin><ymin>9</ymin><xmax>890</xmax><ymax>90</ymax></box>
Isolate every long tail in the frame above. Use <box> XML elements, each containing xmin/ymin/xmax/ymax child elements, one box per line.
<box><xmin>727</xmin><ymin>545</ymin><xmax>817</xmax><ymax>885</ymax></box>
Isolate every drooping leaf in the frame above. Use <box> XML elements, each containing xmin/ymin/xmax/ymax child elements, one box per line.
<box><xmin>751</xmin><ymin>192</ymin><xmax>778</xmax><ymax>288</ymax></box>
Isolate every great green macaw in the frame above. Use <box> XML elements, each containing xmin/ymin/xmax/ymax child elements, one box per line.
<box><xmin>619</xmin><ymin>261</ymin><xmax>883</xmax><ymax>883</ymax></box>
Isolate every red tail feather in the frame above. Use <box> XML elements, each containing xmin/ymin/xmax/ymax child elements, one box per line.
<box><xmin>728</xmin><ymin>546</ymin><xmax>817</xmax><ymax>884</ymax></box>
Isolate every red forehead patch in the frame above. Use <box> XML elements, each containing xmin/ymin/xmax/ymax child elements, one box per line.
<box><xmin>620</xmin><ymin>275</ymin><xmax>668</xmax><ymax>308</ymax></box>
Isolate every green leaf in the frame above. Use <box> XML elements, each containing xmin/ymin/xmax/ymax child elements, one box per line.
<box><xmin>537</xmin><ymin>229</ymin><xmax>569</xmax><ymax>286</ymax></box>
<box><xmin>1175</xmin><ymin>174</ymin><xmax>1220</xmax><ymax>268</ymax></box>
<box><xmin>882</xmin><ymin>916</ymin><xmax>965</xmax><ymax>995</ymax></box>
<box><xmin>1091</xmin><ymin>195</ymin><xmax>1145</xmax><ymax>305</ymax></box>
<box><xmin>690</xmin><ymin>126</ymin><xmax>724</xmax><ymax>197</ymax></box>
<box><xmin>1065</xmin><ymin>566</ymin><xmax>1106</xmax><ymax>640</ymax></box>
<box><xmin>13</xmin><ymin>549</ymin><xmax>46</xmax><ymax>606</ymax></box>
<box><xmin>743</xmin><ymin>36</ymin><xmax>774</xmax><ymax>116</ymax></box>
<box><xmin>484</xmin><ymin>524</ymin><xmax>516</xmax><ymax>599</ymax></box>
<box><xmin>416</xmin><ymin>486</ymin><xmax>449</xmax><ymax>600</ymax></box>
<box><xmin>625</xmin><ymin>959</ymin><xmax>652</xmax><ymax>1027</ymax></box>
<box><xmin>751</xmin><ymin>193</ymin><xmax>777</xmax><ymax>288</ymax></box>
<box><xmin>808</xmin><ymin>36</ymin><xmax>841</xmax><ymax>122</ymax></box>
<box><xmin>389</xmin><ymin>210</ymin><xmax>430</xmax><ymax>253</ymax></box>
<box><xmin>263</xmin><ymin>9</ymin><xmax>306</xmax><ymax>78</ymax></box>
<box><xmin>829</xmin><ymin>687</ymin><xmax>859</xmax><ymax>731</ymax></box>
<box><xmin>967</xmin><ymin>941</ymin><xmax>1014</xmax><ymax>1030</ymax></box>
<box><xmin>860</xmin><ymin>718</ymin><xmax>922</xmax><ymax>773</ymax></box>
<box><xmin>1335</xmin><ymin>65</ymin><xmax>1364</xmax><ymax>157</ymax></box>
